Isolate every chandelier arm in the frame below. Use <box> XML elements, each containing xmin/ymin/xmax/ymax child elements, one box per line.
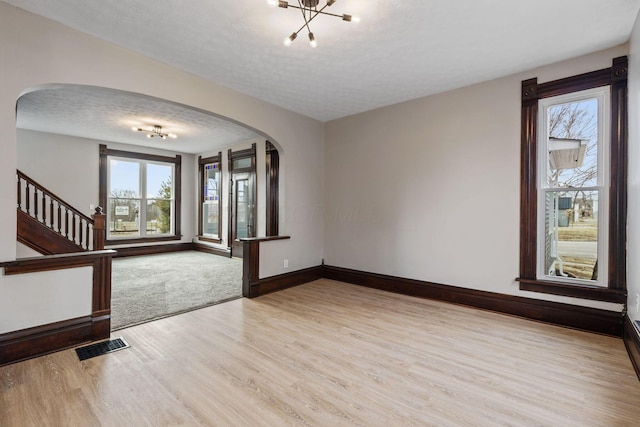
<box><xmin>314</xmin><ymin>10</ymin><xmax>344</xmax><ymax>18</ymax></box>
<box><xmin>288</xmin><ymin>3</ymin><xmax>330</xmax><ymax>31</ymax></box>
<box><xmin>295</xmin><ymin>0</ymin><xmax>312</xmax><ymax>33</ymax></box>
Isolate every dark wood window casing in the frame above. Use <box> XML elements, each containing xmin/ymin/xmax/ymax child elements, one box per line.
<box><xmin>99</xmin><ymin>144</ymin><xmax>182</xmax><ymax>245</ymax></box>
<box><xmin>198</xmin><ymin>152</ymin><xmax>222</xmax><ymax>244</ymax></box>
<box><xmin>517</xmin><ymin>56</ymin><xmax>627</xmax><ymax>303</ymax></box>
<box><xmin>265</xmin><ymin>141</ymin><xmax>280</xmax><ymax>237</ymax></box>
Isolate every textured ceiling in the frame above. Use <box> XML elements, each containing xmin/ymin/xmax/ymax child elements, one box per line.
<box><xmin>5</xmin><ymin>0</ymin><xmax>640</xmax><ymax>147</ymax></box>
<box><xmin>17</xmin><ymin>86</ymin><xmax>262</xmax><ymax>154</ymax></box>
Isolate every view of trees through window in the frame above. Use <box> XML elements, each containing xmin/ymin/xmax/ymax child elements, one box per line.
<box><xmin>543</xmin><ymin>94</ymin><xmax>602</xmax><ymax>282</ymax></box>
<box><xmin>108</xmin><ymin>159</ymin><xmax>173</xmax><ymax>238</ymax></box>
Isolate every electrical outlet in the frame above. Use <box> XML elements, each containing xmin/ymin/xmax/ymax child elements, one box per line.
<box><xmin>284</xmin><ymin>259</ymin><xmax>289</xmax><ymax>269</ymax></box>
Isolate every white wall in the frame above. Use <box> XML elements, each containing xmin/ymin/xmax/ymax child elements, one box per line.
<box><xmin>0</xmin><ymin>267</ymin><xmax>93</xmax><ymax>333</ymax></box>
<box><xmin>0</xmin><ymin>3</ymin><xmax>324</xmax><ymax>333</ymax></box>
<box><xmin>628</xmin><ymin>9</ymin><xmax>640</xmax><ymax>322</ymax></box>
<box><xmin>325</xmin><ymin>45</ymin><xmax>629</xmax><ymax>312</ymax></box>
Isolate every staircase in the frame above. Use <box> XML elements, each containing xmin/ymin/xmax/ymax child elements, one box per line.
<box><xmin>16</xmin><ymin>170</ymin><xmax>105</xmax><ymax>254</ymax></box>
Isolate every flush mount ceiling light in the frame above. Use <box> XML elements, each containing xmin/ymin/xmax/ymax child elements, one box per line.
<box><xmin>268</xmin><ymin>0</ymin><xmax>359</xmax><ymax>48</ymax></box>
<box><xmin>132</xmin><ymin>125</ymin><xmax>177</xmax><ymax>140</ymax></box>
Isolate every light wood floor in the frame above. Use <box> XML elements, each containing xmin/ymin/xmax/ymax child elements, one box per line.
<box><xmin>1</xmin><ymin>279</ymin><xmax>639</xmax><ymax>426</ymax></box>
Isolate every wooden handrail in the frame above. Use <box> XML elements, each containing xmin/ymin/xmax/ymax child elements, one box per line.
<box><xmin>0</xmin><ymin>249</ymin><xmax>116</xmax><ymax>275</ymax></box>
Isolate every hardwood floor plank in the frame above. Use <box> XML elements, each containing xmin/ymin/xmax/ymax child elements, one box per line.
<box><xmin>1</xmin><ymin>279</ymin><xmax>639</xmax><ymax>426</ymax></box>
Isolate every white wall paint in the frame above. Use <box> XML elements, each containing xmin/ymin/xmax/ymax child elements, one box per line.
<box><xmin>16</xmin><ymin>242</ymin><xmax>41</xmax><ymax>258</ymax></box>
<box><xmin>0</xmin><ymin>266</ymin><xmax>92</xmax><ymax>334</ymax></box>
<box><xmin>628</xmin><ymin>10</ymin><xmax>640</xmax><ymax>322</ymax></box>
<box><xmin>0</xmin><ymin>3</ymin><xmax>324</xmax><ymax>334</ymax></box>
<box><xmin>325</xmin><ymin>45</ymin><xmax>628</xmax><ymax>312</ymax></box>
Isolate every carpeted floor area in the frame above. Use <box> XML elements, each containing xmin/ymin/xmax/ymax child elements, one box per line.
<box><xmin>111</xmin><ymin>251</ymin><xmax>242</xmax><ymax>330</ymax></box>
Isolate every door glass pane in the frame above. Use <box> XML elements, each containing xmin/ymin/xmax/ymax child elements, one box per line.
<box><xmin>546</xmin><ymin>98</ymin><xmax>598</xmax><ymax>188</ymax></box>
<box><xmin>236</xmin><ymin>179</ymin><xmax>248</xmax><ymax>239</ymax></box>
<box><xmin>544</xmin><ymin>190</ymin><xmax>599</xmax><ymax>282</ymax></box>
<box><xmin>233</xmin><ymin>158</ymin><xmax>252</xmax><ymax>170</ymax></box>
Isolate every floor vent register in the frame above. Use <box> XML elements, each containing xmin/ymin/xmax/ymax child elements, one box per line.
<box><xmin>75</xmin><ymin>337</ymin><xmax>130</xmax><ymax>361</ymax></box>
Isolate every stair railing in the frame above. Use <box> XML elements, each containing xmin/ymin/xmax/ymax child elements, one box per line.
<box><xmin>16</xmin><ymin>170</ymin><xmax>105</xmax><ymax>251</ymax></box>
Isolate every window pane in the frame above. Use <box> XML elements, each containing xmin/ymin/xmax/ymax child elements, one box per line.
<box><xmin>108</xmin><ymin>197</ymin><xmax>140</xmax><ymax>238</ymax></box>
<box><xmin>110</xmin><ymin>159</ymin><xmax>139</xmax><ymax>197</ymax></box>
<box><xmin>202</xmin><ymin>163</ymin><xmax>219</xmax><ymax>238</ymax></box>
<box><xmin>546</xmin><ymin>98</ymin><xmax>598</xmax><ymax>188</ymax></box>
<box><xmin>147</xmin><ymin>199</ymin><xmax>172</xmax><ymax>235</ymax></box>
<box><xmin>147</xmin><ymin>163</ymin><xmax>173</xmax><ymax>199</ymax></box>
<box><xmin>544</xmin><ymin>190</ymin><xmax>599</xmax><ymax>282</ymax></box>
<box><xmin>202</xmin><ymin>202</ymin><xmax>219</xmax><ymax>238</ymax></box>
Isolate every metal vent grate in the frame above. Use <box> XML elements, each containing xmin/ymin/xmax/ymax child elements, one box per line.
<box><xmin>75</xmin><ymin>337</ymin><xmax>130</xmax><ymax>361</ymax></box>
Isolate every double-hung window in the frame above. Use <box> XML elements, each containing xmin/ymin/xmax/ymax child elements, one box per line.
<box><xmin>99</xmin><ymin>145</ymin><xmax>182</xmax><ymax>244</ymax></box>
<box><xmin>518</xmin><ymin>57</ymin><xmax>627</xmax><ymax>303</ymax></box>
<box><xmin>538</xmin><ymin>88</ymin><xmax>609</xmax><ymax>285</ymax></box>
<box><xmin>198</xmin><ymin>153</ymin><xmax>222</xmax><ymax>242</ymax></box>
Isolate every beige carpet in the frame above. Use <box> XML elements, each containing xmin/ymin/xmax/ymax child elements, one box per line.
<box><xmin>110</xmin><ymin>251</ymin><xmax>242</xmax><ymax>330</ymax></box>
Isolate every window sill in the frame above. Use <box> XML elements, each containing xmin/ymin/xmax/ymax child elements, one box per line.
<box><xmin>517</xmin><ymin>278</ymin><xmax>626</xmax><ymax>303</ymax></box>
<box><xmin>197</xmin><ymin>236</ymin><xmax>222</xmax><ymax>244</ymax></box>
<box><xmin>106</xmin><ymin>235</ymin><xmax>181</xmax><ymax>245</ymax></box>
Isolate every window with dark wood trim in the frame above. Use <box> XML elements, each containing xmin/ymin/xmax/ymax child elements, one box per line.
<box><xmin>266</xmin><ymin>141</ymin><xmax>279</xmax><ymax>237</ymax></box>
<box><xmin>517</xmin><ymin>56</ymin><xmax>627</xmax><ymax>303</ymax></box>
<box><xmin>198</xmin><ymin>152</ymin><xmax>222</xmax><ymax>244</ymax></box>
<box><xmin>99</xmin><ymin>144</ymin><xmax>182</xmax><ymax>245</ymax></box>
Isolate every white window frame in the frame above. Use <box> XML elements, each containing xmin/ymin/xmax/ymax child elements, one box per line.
<box><xmin>107</xmin><ymin>156</ymin><xmax>175</xmax><ymax>240</ymax></box>
<box><xmin>536</xmin><ymin>86</ymin><xmax>610</xmax><ymax>286</ymax></box>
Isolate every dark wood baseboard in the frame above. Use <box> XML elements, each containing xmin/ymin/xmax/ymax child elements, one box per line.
<box><xmin>0</xmin><ymin>316</ymin><xmax>94</xmax><ymax>366</ymax></box>
<box><xmin>324</xmin><ymin>265</ymin><xmax>624</xmax><ymax>337</ymax></box>
<box><xmin>249</xmin><ymin>266</ymin><xmax>324</xmax><ymax>297</ymax></box>
<box><xmin>110</xmin><ymin>242</ymin><xmax>231</xmax><ymax>258</ymax></box>
<box><xmin>110</xmin><ymin>242</ymin><xmax>194</xmax><ymax>258</ymax></box>
<box><xmin>623</xmin><ymin>316</ymin><xmax>640</xmax><ymax>380</ymax></box>
<box><xmin>193</xmin><ymin>242</ymin><xmax>231</xmax><ymax>258</ymax></box>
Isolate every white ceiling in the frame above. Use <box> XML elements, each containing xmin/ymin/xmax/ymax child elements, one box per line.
<box><xmin>6</xmin><ymin>0</ymin><xmax>640</xmax><ymax>151</ymax></box>
<box><xmin>16</xmin><ymin>85</ymin><xmax>263</xmax><ymax>155</ymax></box>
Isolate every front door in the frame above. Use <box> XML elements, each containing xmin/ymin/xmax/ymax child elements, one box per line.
<box><xmin>231</xmin><ymin>172</ymin><xmax>255</xmax><ymax>258</ymax></box>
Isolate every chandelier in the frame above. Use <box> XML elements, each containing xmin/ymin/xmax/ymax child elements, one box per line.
<box><xmin>270</xmin><ymin>0</ymin><xmax>359</xmax><ymax>47</ymax></box>
<box><xmin>132</xmin><ymin>125</ymin><xmax>177</xmax><ymax>140</ymax></box>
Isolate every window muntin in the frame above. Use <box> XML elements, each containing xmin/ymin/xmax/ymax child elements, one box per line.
<box><xmin>107</xmin><ymin>157</ymin><xmax>175</xmax><ymax>239</ymax></box>
<box><xmin>537</xmin><ymin>87</ymin><xmax>609</xmax><ymax>286</ymax></box>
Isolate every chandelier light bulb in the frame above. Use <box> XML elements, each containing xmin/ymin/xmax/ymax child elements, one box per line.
<box><xmin>326</xmin><ymin>0</ymin><xmax>336</xmax><ymax>5</ymax></box>
<box><xmin>284</xmin><ymin>32</ymin><xmax>297</xmax><ymax>46</ymax></box>
<box><xmin>267</xmin><ymin>0</ymin><xmax>277</xmax><ymax>6</ymax></box>
<box><xmin>309</xmin><ymin>32</ymin><xmax>317</xmax><ymax>48</ymax></box>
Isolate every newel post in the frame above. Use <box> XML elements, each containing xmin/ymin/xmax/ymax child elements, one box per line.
<box><xmin>92</xmin><ymin>206</ymin><xmax>106</xmax><ymax>250</ymax></box>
